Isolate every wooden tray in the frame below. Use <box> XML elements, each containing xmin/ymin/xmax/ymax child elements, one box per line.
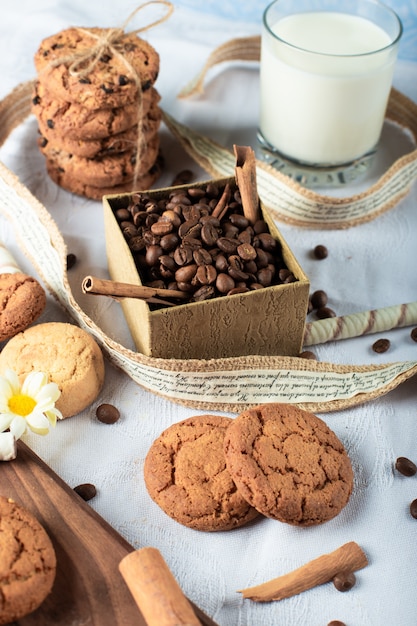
<box><xmin>0</xmin><ymin>441</ymin><xmax>218</xmax><ymax>626</ymax></box>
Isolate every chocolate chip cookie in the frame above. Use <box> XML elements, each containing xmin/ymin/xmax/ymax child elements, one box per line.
<box><xmin>0</xmin><ymin>496</ymin><xmax>56</xmax><ymax>625</ymax></box>
<box><xmin>34</xmin><ymin>27</ymin><xmax>160</xmax><ymax>109</ymax></box>
<box><xmin>224</xmin><ymin>403</ymin><xmax>353</xmax><ymax>526</ymax></box>
<box><xmin>144</xmin><ymin>415</ymin><xmax>260</xmax><ymax>531</ymax></box>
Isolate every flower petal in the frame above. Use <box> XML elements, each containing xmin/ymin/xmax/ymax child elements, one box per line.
<box><xmin>9</xmin><ymin>415</ymin><xmax>27</xmax><ymax>439</ymax></box>
<box><xmin>4</xmin><ymin>369</ymin><xmax>21</xmax><ymax>394</ymax></box>
<box><xmin>0</xmin><ymin>413</ymin><xmax>13</xmax><ymax>433</ymax></box>
<box><xmin>22</xmin><ymin>371</ymin><xmax>47</xmax><ymax>397</ymax></box>
<box><xmin>26</xmin><ymin>411</ymin><xmax>51</xmax><ymax>435</ymax></box>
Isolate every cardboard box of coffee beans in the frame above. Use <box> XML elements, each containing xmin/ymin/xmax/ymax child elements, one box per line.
<box><xmin>103</xmin><ymin>178</ymin><xmax>310</xmax><ymax>360</ymax></box>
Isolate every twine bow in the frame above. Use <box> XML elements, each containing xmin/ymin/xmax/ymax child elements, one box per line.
<box><xmin>47</xmin><ymin>1</ymin><xmax>173</xmax><ymax>188</ymax></box>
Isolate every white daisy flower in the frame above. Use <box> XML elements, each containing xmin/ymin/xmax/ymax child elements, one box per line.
<box><xmin>0</xmin><ymin>369</ymin><xmax>62</xmax><ymax>439</ymax></box>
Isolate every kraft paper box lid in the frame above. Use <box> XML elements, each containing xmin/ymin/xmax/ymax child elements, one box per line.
<box><xmin>103</xmin><ymin>178</ymin><xmax>310</xmax><ymax>360</ymax></box>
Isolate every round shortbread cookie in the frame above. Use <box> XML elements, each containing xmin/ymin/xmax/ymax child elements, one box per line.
<box><xmin>45</xmin><ymin>156</ymin><xmax>162</xmax><ymax>200</ymax></box>
<box><xmin>224</xmin><ymin>403</ymin><xmax>354</xmax><ymax>526</ymax></box>
<box><xmin>0</xmin><ymin>273</ymin><xmax>46</xmax><ymax>342</ymax></box>
<box><xmin>0</xmin><ymin>322</ymin><xmax>105</xmax><ymax>418</ymax></box>
<box><xmin>0</xmin><ymin>496</ymin><xmax>56</xmax><ymax>625</ymax></box>
<box><xmin>34</xmin><ymin>27</ymin><xmax>160</xmax><ymax>109</ymax></box>
<box><xmin>31</xmin><ymin>81</ymin><xmax>160</xmax><ymax>140</ymax></box>
<box><xmin>144</xmin><ymin>415</ymin><xmax>260</xmax><ymax>531</ymax></box>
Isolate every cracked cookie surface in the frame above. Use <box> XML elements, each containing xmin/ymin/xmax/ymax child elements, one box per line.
<box><xmin>224</xmin><ymin>403</ymin><xmax>353</xmax><ymax>526</ymax></box>
<box><xmin>0</xmin><ymin>496</ymin><xmax>56</xmax><ymax>625</ymax></box>
<box><xmin>0</xmin><ymin>322</ymin><xmax>105</xmax><ymax>418</ymax></box>
<box><xmin>144</xmin><ymin>415</ymin><xmax>260</xmax><ymax>531</ymax></box>
<box><xmin>0</xmin><ymin>273</ymin><xmax>46</xmax><ymax>342</ymax></box>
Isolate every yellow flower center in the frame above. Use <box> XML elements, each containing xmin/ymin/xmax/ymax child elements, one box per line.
<box><xmin>8</xmin><ymin>394</ymin><xmax>36</xmax><ymax>417</ymax></box>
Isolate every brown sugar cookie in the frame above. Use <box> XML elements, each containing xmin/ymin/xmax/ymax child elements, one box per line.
<box><xmin>0</xmin><ymin>273</ymin><xmax>46</xmax><ymax>342</ymax></box>
<box><xmin>224</xmin><ymin>403</ymin><xmax>353</xmax><ymax>526</ymax></box>
<box><xmin>38</xmin><ymin>110</ymin><xmax>161</xmax><ymax>159</ymax></box>
<box><xmin>45</xmin><ymin>156</ymin><xmax>162</xmax><ymax>200</ymax></box>
<box><xmin>0</xmin><ymin>496</ymin><xmax>56</xmax><ymax>625</ymax></box>
<box><xmin>39</xmin><ymin>133</ymin><xmax>160</xmax><ymax>187</ymax></box>
<box><xmin>34</xmin><ymin>27</ymin><xmax>160</xmax><ymax>109</ymax></box>
<box><xmin>32</xmin><ymin>81</ymin><xmax>160</xmax><ymax>140</ymax></box>
<box><xmin>0</xmin><ymin>322</ymin><xmax>105</xmax><ymax>418</ymax></box>
<box><xmin>144</xmin><ymin>415</ymin><xmax>260</xmax><ymax>531</ymax></box>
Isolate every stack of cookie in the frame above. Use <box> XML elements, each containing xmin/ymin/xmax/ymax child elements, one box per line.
<box><xmin>31</xmin><ymin>27</ymin><xmax>163</xmax><ymax>200</ymax></box>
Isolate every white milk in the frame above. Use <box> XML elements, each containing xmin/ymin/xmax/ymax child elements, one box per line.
<box><xmin>259</xmin><ymin>12</ymin><xmax>397</xmax><ymax>165</ymax></box>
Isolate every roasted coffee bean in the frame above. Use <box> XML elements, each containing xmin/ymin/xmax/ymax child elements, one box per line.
<box><xmin>215</xmin><ymin>254</ymin><xmax>229</xmax><ymax>272</ymax></box>
<box><xmin>174</xmin><ymin>246</ymin><xmax>193</xmax><ymax>266</ymax></box>
<box><xmin>217</xmin><ymin>237</ymin><xmax>239</xmax><ymax>254</ymax></box>
<box><xmin>299</xmin><ymin>350</ymin><xmax>317</xmax><ymax>360</ymax></box>
<box><xmin>310</xmin><ymin>289</ymin><xmax>328</xmax><ymax>309</ymax></box>
<box><xmin>160</xmin><ymin>233</ymin><xmax>180</xmax><ymax>251</ymax></box>
<box><xmin>66</xmin><ymin>253</ymin><xmax>77</xmax><ymax>270</ymax></box>
<box><xmin>121</xmin><ymin>222</ymin><xmax>137</xmax><ymax>240</ymax></box>
<box><xmin>253</xmin><ymin>219</ymin><xmax>269</xmax><ymax>234</ymax></box>
<box><xmin>175</xmin><ymin>264</ymin><xmax>198</xmax><ymax>284</ymax></box>
<box><xmin>256</xmin><ymin>232</ymin><xmax>277</xmax><ymax>251</ymax></box>
<box><xmin>410</xmin><ymin>499</ymin><xmax>417</xmax><ymax>519</ymax></box>
<box><xmin>372</xmin><ymin>338</ymin><xmax>390</xmax><ymax>353</ymax></box>
<box><xmin>395</xmin><ymin>456</ymin><xmax>417</xmax><ymax>476</ymax></box>
<box><xmin>316</xmin><ymin>306</ymin><xmax>336</xmax><ymax>319</ymax></box>
<box><xmin>279</xmin><ymin>269</ymin><xmax>296</xmax><ymax>283</ymax></box>
<box><xmin>333</xmin><ymin>571</ymin><xmax>356</xmax><ymax>592</ymax></box>
<box><xmin>171</xmin><ymin>169</ymin><xmax>194</xmax><ymax>186</ymax></box>
<box><xmin>151</xmin><ymin>220</ymin><xmax>173</xmax><ymax>236</ymax></box>
<box><xmin>96</xmin><ymin>403</ymin><xmax>120</xmax><ymax>424</ymax></box>
<box><xmin>74</xmin><ymin>483</ymin><xmax>96</xmax><ymax>501</ymax></box>
<box><xmin>191</xmin><ymin>285</ymin><xmax>215</xmax><ymax>301</ymax></box>
<box><xmin>201</xmin><ymin>221</ymin><xmax>220</xmax><ymax>246</ymax></box>
<box><xmin>178</xmin><ymin>218</ymin><xmax>201</xmax><ymax>239</ymax></box>
<box><xmin>159</xmin><ymin>255</ymin><xmax>177</xmax><ymax>278</ymax></box>
<box><xmin>145</xmin><ymin>244</ymin><xmax>163</xmax><ymax>266</ymax></box>
<box><xmin>216</xmin><ymin>273</ymin><xmax>235</xmax><ymax>293</ymax></box>
<box><xmin>237</xmin><ymin>242</ymin><xmax>257</xmax><ymax>261</ymax></box>
<box><xmin>229</xmin><ymin>213</ymin><xmax>249</xmax><ymax>229</ymax></box>
<box><xmin>313</xmin><ymin>244</ymin><xmax>328</xmax><ymax>259</ymax></box>
<box><xmin>237</xmin><ymin>229</ymin><xmax>253</xmax><ymax>244</ymax></box>
<box><xmin>255</xmin><ymin>248</ymin><xmax>269</xmax><ymax>268</ymax></box>
<box><xmin>410</xmin><ymin>327</ymin><xmax>417</xmax><ymax>342</ymax></box>
<box><xmin>188</xmin><ymin>187</ymin><xmax>206</xmax><ymax>199</ymax></box>
<box><xmin>115</xmin><ymin>208</ymin><xmax>131</xmax><ymax>221</ymax></box>
<box><xmin>196</xmin><ymin>264</ymin><xmax>217</xmax><ymax>285</ymax></box>
<box><xmin>327</xmin><ymin>621</ymin><xmax>346</xmax><ymax>626</ymax></box>
<box><xmin>128</xmin><ymin>235</ymin><xmax>145</xmax><ymax>252</ymax></box>
<box><xmin>257</xmin><ymin>267</ymin><xmax>273</xmax><ymax>287</ymax></box>
<box><xmin>160</xmin><ymin>209</ymin><xmax>182</xmax><ymax>228</ymax></box>
<box><xmin>228</xmin><ymin>286</ymin><xmax>249</xmax><ymax>295</ymax></box>
<box><xmin>193</xmin><ymin>248</ymin><xmax>213</xmax><ymax>266</ymax></box>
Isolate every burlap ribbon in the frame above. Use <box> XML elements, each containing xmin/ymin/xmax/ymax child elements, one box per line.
<box><xmin>173</xmin><ymin>35</ymin><xmax>417</xmax><ymax>230</ymax></box>
<box><xmin>1</xmin><ymin>79</ymin><xmax>417</xmax><ymax>413</ymax></box>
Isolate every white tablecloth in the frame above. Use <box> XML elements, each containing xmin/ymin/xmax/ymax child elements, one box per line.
<box><xmin>1</xmin><ymin>2</ymin><xmax>417</xmax><ymax>625</ymax></box>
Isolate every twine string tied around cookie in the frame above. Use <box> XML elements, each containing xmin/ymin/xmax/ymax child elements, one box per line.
<box><xmin>49</xmin><ymin>1</ymin><xmax>173</xmax><ymax>187</ymax></box>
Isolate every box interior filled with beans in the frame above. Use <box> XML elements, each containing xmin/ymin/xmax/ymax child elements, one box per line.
<box><xmin>102</xmin><ymin>177</ymin><xmax>310</xmax><ymax>360</ymax></box>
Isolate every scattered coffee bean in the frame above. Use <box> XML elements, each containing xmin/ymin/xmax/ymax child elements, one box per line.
<box><xmin>327</xmin><ymin>621</ymin><xmax>346</xmax><ymax>626</ymax></box>
<box><xmin>313</xmin><ymin>244</ymin><xmax>328</xmax><ymax>259</ymax></box>
<box><xmin>410</xmin><ymin>327</ymin><xmax>417</xmax><ymax>342</ymax></box>
<box><xmin>410</xmin><ymin>499</ymin><xmax>417</xmax><ymax>519</ymax></box>
<box><xmin>316</xmin><ymin>306</ymin><xmax>336</xmax><ymax>319</ymax></box>
<box><xmin>333</xmin><ymin>571</ymin><xmax>356</xmax><ymax>592</ymax></box>
<box><xmin>74</xmin><ymin>483</ymin><xmax>96</xmax><ymax>501</ymax></box>
<box><xmin>299</xmin><ymin>350</ymin><xmax>318</xmax><ymax>360</ymax></box>
<box><xmin>372</xmin><ymin>338</ymin><xmax>390</xmax><ymax>353</ymax></box>
<box><xmin>66</xmin><ymin>253</ymin><xmax>77</xmax><ymax>270</ymax></box>
<box><xmin>395</xmin><ymin>456</ymin><xmax>417</xmax><ymax>477</ymax></box>
<box><xmin>310</xmin><ymin>289</ymin><xmax>328</xmax><ymax>310</ymax></box>
<box><xmin>171</xmin><ymin>169</ymin><xmax>194</xmax><ymax>186</ymax></box>
<box><xmin>96</xmin><ymin>403</ymin><xmax>121</xmax><ymax>424</ymax></box>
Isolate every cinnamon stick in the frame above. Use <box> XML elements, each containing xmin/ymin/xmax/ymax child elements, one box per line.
<box><xmin>119</xmin><ymin>547</ymin><xmax>202</xmax><ymax>626</ymax></box>
<box><xmin>82</xmin><ymin>276</ymin><xmax>188</xmax><ymax>305</ymax></box>
<box><xmin>233</xmin><ymin>144</ymin><xmax>260</xmax><ymax>225</ymax></box>
<box><xmin>239</xmin><ymin>541</ymin><xmax>368</xmax><ymax>602</ymax></box>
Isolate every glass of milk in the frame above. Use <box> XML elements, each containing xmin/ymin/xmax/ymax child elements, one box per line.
<box><xmin>258</xmin><ymin>0</ymin><xmax>402</xmax><ymax>186</ymax></box>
